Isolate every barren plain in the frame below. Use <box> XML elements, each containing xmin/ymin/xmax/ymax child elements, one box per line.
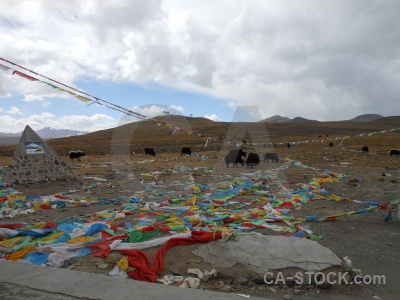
<box><xmin>1</xmin><ymin>116</ymin><xmax>400</xmax><ymax>300</ymax></box>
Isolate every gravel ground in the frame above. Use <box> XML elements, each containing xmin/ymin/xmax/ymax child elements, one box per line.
<box><xmin>1</xmin><ymin>146</ymin><xmax>399</xmax><ymax>300</ymax></box>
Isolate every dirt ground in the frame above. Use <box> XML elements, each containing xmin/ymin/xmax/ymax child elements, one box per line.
<box><xmin>1</xmin><ymin>140</ymin><xmax>400</xmax><ymax>300</ymax></box>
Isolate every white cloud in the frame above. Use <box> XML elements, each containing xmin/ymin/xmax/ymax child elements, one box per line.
<box><xmin>23</xmin><ymin>95</ymin><xmax>43</xmax><ymax>102</ymax></box>
<box><xmin>129</xmin><ymin>104</ymin><xmax>184</xmax><ymax>119</ymax></box>
<box><xmin>130</xmin><ymin>105</ymin><xmax>169</xmax><ymax>119</ymax></box>
<box><xmin>0</xmin><ymin>113</ymin><xmax>51</xmax><ymax>132</ymax></box>
<box><xmin>115</xmin><ymin>104</ymin><xmax>187</xmax><ymax>126</ymax></box>
<box><xmin>0</xmin><ymin>76</ymin><xmax>11</xmax><ymax>98</ymax></box>
<box><xmin>0</xmin><ymin>0</ymin><xmax>399</xmax><ymax>121</ymax></box>
<box><xmin>0</xmin><ymin>115</ymin><xmax>19</xmax><ymax>132</ymax></box>
<box><xmin>170</xmin><ymin>105</ymin><xmax>184</xmax><ymax>112</ymax></box>
<box><xmin>0</xmin><ymin>112</ymin><xmax>116</xmax><ymax>133</ymax></box>
<box><xmin>52</xmin><ymin>114</ymin><xmax>116</xmax><ymax>132</ymax></box>
<box><xmin>205</xmin><ymin>113</ymin><xmax>221</xmax><ymax>121</ymax></box>
<box><xmin>8</xmin><ymin>106</ymin><xmax>23</xmax><ymax>115</ymax></box>
<box><xmin>22</xmin><ymin>95</ymin><xmax>52</xmax><ymax>107</ymax></box>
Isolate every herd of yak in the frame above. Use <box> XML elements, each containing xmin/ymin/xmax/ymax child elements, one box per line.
<box><xmin>141</xmin><ymin>145</ymin><xmax>400</xmax><ymax>169</ymax></box>
<box><xmin>69</xmin><ymin>145</ymin><xmax>400</xmax><ymax>168</ymax></box>
<box><xmin>145</xmin><ymin>146</ymin><xmax>277</xmax><ymax>169</ymax></box>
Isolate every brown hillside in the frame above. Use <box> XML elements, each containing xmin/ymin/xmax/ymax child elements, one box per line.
<box><xmin>0</xmin><ymin>115</ymin><xmax>399</xmax><ymax>157</ymax></box>
<box><xmin>369</xmin><ymin>115</ymin><xmax>400</xmax><ymax>127</ymax></box>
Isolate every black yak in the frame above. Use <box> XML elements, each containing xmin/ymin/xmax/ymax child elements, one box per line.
<box><xmin>181</xmin><ymin>147</ymin><xmax>192</xmax><ymax>156</ymax></box>
<box><xmin>144</xmin><ymin>147</ymin><xmax>156</xmax><ymax>157</ymax></box>
<box><xmin>264</xmin><ymin>152</ymin><xmax>279</xmax><ymax>163</ymax></box>
<box><xmin>69</xmin><ymin>151</ymin><xmax>86</xmax><ymax>162</ymax></box>
<box><xmin>361</xmin><ymin>146</ymin><xmax>369</xmax><ymax>153</ymax></box>
<box><xmin>225</xmin><ymin>149</ymin><xmax>246</xmax><ymax>167</ymax></box>
<box><xmin>245</xmin><ymin>153</ymin><xmax>260</xmax><ymax>169</ymax></box>
<box><xmin>389</xmin><ymin>149</ymin><xmax>400</xmax><ymax>156</ymax></box>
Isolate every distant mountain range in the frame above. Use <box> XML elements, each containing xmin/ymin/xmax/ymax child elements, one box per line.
<box><xmin>0</xmin><ymin>127</ymin><xmax>89</xmax><ymax>145</ymax></box>
<box><xmin>261</xmin><ymin>114</ymin><xmax>384</xmax><ymax>123</ymax></box>
<box><xmin>35</xmin><ymin>127</ymin><xmax>89</xmax><ymax>138</ymax></box>
<box><xmin>346</xmin><ymin>114</ymin><xmax>384</xmax><ymax>122</ymax></box>
<box><xmin>0</xmin><ymin>114</ymin><xmax>386</xmax><ymax>146</ymax></box>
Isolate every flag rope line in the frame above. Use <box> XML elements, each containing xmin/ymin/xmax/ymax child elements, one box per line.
<box><xmin>1</xmin><ymin>58</ymin><xmax>400</xmax><ymax>147</ymax></box>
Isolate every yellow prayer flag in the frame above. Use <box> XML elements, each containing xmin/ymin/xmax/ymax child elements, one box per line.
<box><xmin>75</xmin><ymin>95</ymin><xmax>91</xmax><ymax>102</ymax></box>
<box><xmin>67</xmin><ymin>236</ymin><xmax>96</xmax><ymax>244</ymax></box>
<box><xmin>6</xmin><ymin>245</ymin><xmax>35</xmax><ymax>261</ymax></box>
<box><xmin>117</xmin><ymin>256</ymin><xmax>129</xmax><ymax>270</ymax></box>
<box><xmin>0</xmin><ymin>236</ymin><xmax>26</xmax><ymax>248</ymax></box>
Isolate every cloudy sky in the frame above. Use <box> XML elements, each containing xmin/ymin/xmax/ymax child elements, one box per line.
<box><xmin>1</xmin><ymin>0</ymin><xmax>399</xmax><ymax>133</ymax></box>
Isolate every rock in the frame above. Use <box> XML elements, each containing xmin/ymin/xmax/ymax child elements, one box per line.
<box><xmin>105</xmin><ymin>252</ymin><xmax>123</xmax><ymax>264</ymax></box>
<box><xmin>169</xmin><ymin>266</ymin><xmax>182</xmax><ymax>275</ymax></box>
<box><xmin>269</xmin><ymin>287</ymin><xmax>278</xmax><ymax>294</ymax></box>
<box><xmin>96</xmin><ymin>263</ymin><xmax>109</xmax><ymax>270</ymax></box>
<box><xmin>257</xmin><ymin>285</ymin><xmax>266</xmax><ymax>291</ymax></box>
<box><xmin>349</xmin><ymin>178</ymin><xmax>360</xmax><ymax>182</ymax></box>
<box><xmin>317</xmin><ymin>281</ymin><xmax>332</xmax><ymax>290</ymax></box>
<box><xmin>235</xmin><ymin>275</ymin><xmax>248</xmax><ymax>286</ymax></box>
<box><xmin>222</xmin><ymin>285</ymin><xmax>232</xmax><ymax>291</ymax></box>
<box><xmin>251</xmin><ymin>276</ymin><xmax>266</xmax><ymax>284</ymax></box>
<box><xmin>192</xmin><ymin>235</ymin><xmax>342</xmax><ymax>274</ymax></box>
<box><xmin>283</xmin><ymin>295</ymin><xmax>293</xmax><ymax>300</ymax></box>
<box><xmin>294</xmin><ymin>288</ymin><xmax>302</xmax><ymax>294</ymax></box>
<box><xmin>286</xmin><ymin>279</ymin><xmax>296</xmax><ymax>287</ymax></box>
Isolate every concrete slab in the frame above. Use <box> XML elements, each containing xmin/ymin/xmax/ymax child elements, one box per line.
<box><xmin>0</xmin><ymin>260</ymin><xmax>267</xmax><ymax>300</ymax></box>
<box><xmin>192</xmin><ymin>235</ymin><xmax>343</xmax><ymax>274</ymax></box>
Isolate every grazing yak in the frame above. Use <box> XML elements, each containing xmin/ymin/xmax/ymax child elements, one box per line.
<box><xmin>389</xmin><ymin>149</ymin><xmax>400</xmax><ymax>156</ymax></box>
<box><xmin>245</xmin><ymin>153</ymin><xmax>260</xmax><ymax>169</ymax></box>
<box><xmin>181</xmin><ymin>147</ymin><xmax>192</xmax><ymax>156</ymax></box>
<box><xmin>287</xmin><ymin>143</ymin><xmax>291</xmax><ymax>148</ymax></box>
<box><xmin>69</xmin><ymin>150</ymin><xmax>86</xmax><ymax>162</ymax></box>
<box><xmin>264</xmin><ymin>152</ymin><xmax>279</xmax><ymax>163</ymax></box>
<box><xmin>225</xmin><ymin>149</ymin><xmax>246</xmax><ymax>167</ymax></box>
<box><xmin>362</xmin><ymin>146</ymin><xmax>369</xmax><ymax>153</ymax></box>
<box><xmin>144</xmin><ymin>147</ymin><xmax>156</xmax><ymax>157</ymax></box>
<box><xmin>329</xmin><ymin>142</ymin><xmax>334</xmax><ymax>148</ymax></box>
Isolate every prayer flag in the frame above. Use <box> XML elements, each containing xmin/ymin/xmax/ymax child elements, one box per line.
<box><xmin>0</xmin><ymin>63</ymin><xmax>11</xmax><ymax>71</ymax></box>
<box><xmin>75</xmin><ymin>95</ymin><xmax>91</xmax><ymax>102</ymax></box>
<box><xmin>12</xmin><ymin>70</ymin><xmax>38</xmax><ymax>81</ymax></box>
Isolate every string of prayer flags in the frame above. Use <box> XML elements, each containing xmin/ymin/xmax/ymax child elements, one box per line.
<box><xmin>0</xmin><ymin>57</ymin><xmax>216</xmax><ymax>144</ymax></box>
<box><xmin>2</xmin><ymin>56</ymin><xmax>400</xmax><ymax>148</ymax></box>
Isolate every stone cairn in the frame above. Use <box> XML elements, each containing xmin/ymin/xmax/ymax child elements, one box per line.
<box><xmin>5</xmin><ymin>155</ymin><xmax>74</xmax><ymax>184</ymax></box>
<box><xmin>3</xmin><ymin>125</ymin><xmax>75</xmax><ymax>184</ymax></box>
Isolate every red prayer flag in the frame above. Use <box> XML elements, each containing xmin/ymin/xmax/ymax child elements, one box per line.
<box><xmin>12</xmin><ymin>70</ymin><xmax>38</xmax><ymax>81</ymax></box>
<box><xmin>118</xmin><ymin>231</ymin><xmax>223</xmax><ymax>282</ymax></box>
